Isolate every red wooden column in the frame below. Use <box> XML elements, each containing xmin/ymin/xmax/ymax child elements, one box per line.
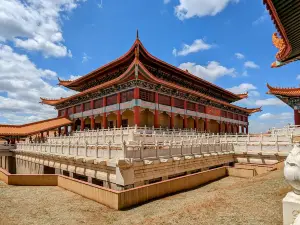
<box><xmin>246</xmin><ymin>126</ymin><xmax>249</xmax><ymax>134</ymax></box>
<box><xmin>218</xmin><ymin>122</ymin><xmax>222</xmax><ymax>134</ymax></box>
<box><xmin>195</xmin><ymin>104</ymin><xmax>199</xmax><ymax>130</ymax></box>
<box><xmin>64</xmin><ymin>109</ymin><xmax>68</xmax><ymax>118</ymax></box>
<box><xmin>81</xmin><ymin>103</ymin><xmax>84</xmax><ymax>113</ymax></box>
<box><xmin>204</xmin><ymin>106</ymin><xmax>209</xmax><ymax>132</ymax></box>
<box><xmin>71</xmin><ymin>106</ymin><xmax>76</xmax><ymax>132</ymax></box>
<box><xmin>90</xmin><ymin>100</ymin><xmax>95</xmax><ymax>110</ymax></box>
<box><xmin>90</xmin><ymin>100</ymin><xmax>95</xmax><ymax>130</ymax></box>
<box><xmin>205</xmin><ymin>119</ymin><xmax>210</xmax><ymax>133</ymax></box>
<box><xmin>80</xmin><ymin>118</ymin><xmax>84</xmax><ymax>131</ymax></box>
<box><xmin>183</xmin><ymin>100</ymin><xmax>188</xmax><ymax>129</ymax></box>
<box><xmin>58</xmin><ymin>127</ymin><xmax>62</xmax><ymax>136</ymax></box>
<box><xmin>154</xmin><ymin>93</ymin><xmax>159</xmax><ymax>128</ymax></box>
<box><xmin>90</xmin><ymin>116</ymin><xmax>95</xmax><ymax>130</ymax></box>
<box><xmin>170</xmin><ymin>97</ymin><xmax>175</xmax><ymax>129</ymax></box>
<box><xmin>46</xmin><ymin>131</ymin><xmax>49</xmax><ymax>137</ymax></box>
<box><xmin>117</xmin><ymin>93</ymin><xmax>122</xmax><ymax>128</ymax></box>
<box><xmin>295</xmin><ymin>110</ymin><xmax>300</xmax><ymax>125</ymax></box>
<box><xmin>64</xmin><ymin>125</ymin><xmax>68</xmax><ymax>135</ymax></box>
<box><xmin>133</xmin><ymin>88</ymin><xmax>140</xmax><ymax>126</ymax></box>
<box><xmin>102</xmin><ymin>97</ymin><xmax>107</xmax><ymax>129</ymax></box>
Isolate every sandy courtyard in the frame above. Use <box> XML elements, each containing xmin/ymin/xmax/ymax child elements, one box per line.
<box><xmin>0</xmin><ymin>170</ymin><xmax>290</xmax><ymax>225</ymax></box>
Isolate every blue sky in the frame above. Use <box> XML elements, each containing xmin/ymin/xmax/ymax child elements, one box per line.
<box><xmin>0</xmin><ymin>0</ymin><xmax>297</xmax><ymax>132</ymax></box>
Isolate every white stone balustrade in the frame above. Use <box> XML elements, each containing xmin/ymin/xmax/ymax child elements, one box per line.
<box><xmin>17</xmin><ymin>126</ymin><xmax>293</xmax><ymax>161</ymax></box>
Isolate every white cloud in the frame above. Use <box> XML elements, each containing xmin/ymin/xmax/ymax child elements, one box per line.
<box><xmin>255</xmin><ymin>98</ymin><xmax>285</xmax><ymax>106</ymax></box>
<box><xmin>179</xmin><ymin>61</ymin><xmax>236</xmax><ymax>82</ymax></box>
<box><xmin>173</xmin><ymin>39</ymin><xmax>212</xmax><ymax>56</ymax></box>
<box><xmin>0</xmin><ymin>0</ymin><xmax>86</xmax><ymax>57</ymax></box>
<box><xmin>244</xmin><ymin>61</ymin><xmax>259</xmax><ymax>69</ymax></box>
<box><xmin>69</xmin><ymin>75</ymin><xmax>82</xmax><ymax>80</ymax></box>
<box><xmin>242</xmin><ymin>70</ymin><xmax>248</xmax><ymax>76</ymax></box>
<box><xmin>175</xmin><ymin>0</ymin><xmax>239</xmax><ymax>20</ymax></box>
<box><xmin>259</xmin><ymin>112</ymin><xmax>293</xmax><ymax>120</ymax></box>
<box><xmin>296</xmin><ymin>75</ymin><xmax>300</xmax><ymax>80</ymax></box>
<box><xmin>226</xmin><ymin>83</ymin><xmax>256</xmax><ymax>94</ymax></box>
<box><xmin>248</xmin><ymin>91</ymin><xmax>260</xmax><ymax>97</ymax></box>
<box><xmin>235</xmin><ymin>53</ymin><xmax>244</xmax><ymax>59</ymax></box>
<box><xmin>253</xmin><ymin>10</ymin><xmax>268</xmax><ymax>26</ymax></box>
<box><xmin>164</xmin><ymin>0</ymin><xmax>171</xmax><ymax>4</ymax></box>
<box><xmin>0</xmin><ymin>44</ymin><xmax>75</xmax><ymax>124</ymax></box>
<box><xmin>82</xmin><ymin>52</ymin><xmax>91</xmax><ymax>63</ymax></box>
<box><xmin>97</xmin><ymin>0</ymin><xmax>103</xmax><ymax>8</ymax></box>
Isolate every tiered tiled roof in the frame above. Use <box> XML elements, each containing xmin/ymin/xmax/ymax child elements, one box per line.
<box><xmin>57</xmin><ymin>36</ymin><xmax>244</xmax><ymax>102</ymax></box>
<box><xmin>263</xmin><ymin>0</ymin><xmax>300</xmax><ymax>67</ymax></box>
<box><xmin>267</xmin><ymin>83</ymin><xmax>300</xmax><ymax>97</ymax></box>
<box><xmin>0</xmin><ymin>117</ymin><xmax>72</xmax><ymax>136</ymax></box>
<box><xmin>236</xmin><ymin>93</ymin><xmax>248</xmax><ymax>99</ymax></box>
<box><xmin>42</xmin><ymin>59</ymin><xmax>262</xmax><ymax>115</ymax></box>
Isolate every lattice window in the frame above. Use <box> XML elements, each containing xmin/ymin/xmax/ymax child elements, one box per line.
<box><xmin>158</xmin><ymin>94</ymin><xmax>171</xmax><ymax>105</ymax></box>
<box><xmin>174</xmin><ymin>98</ymin><xmax>184</xmax><ymax>109</ymax></box>
<box><xmin>140</xmin><ymin>89</ymin><xmax>155</xmax><ymax>102</ymax></box>
<box><xmin>67</xmin><ymin>107</ymin><xmax>73</xmax><ymax>115</ymax></box>
<box><xmin>84</xmin><ymin>102</ymin><xmax>91</xmax><ymax>111</ymax></box>
<box><xmin>198</xmin><ymin>105</ymin><xmax>205</xmax><ymax>113</ymax></box>
<box><xmin>221</xmin><ymin>111</ymin><xmax>227</xmax><ymax>117</ymax></box>
<box><xmin>121</xmin><ymin>90</ymin><xmax>134</xmax><ymax>103</ymax></box>
<box><xmin>107</xmin><ymin>94</ymin><xmax>117</xmax><ymax>106</ymax></box>
<box><xmin>94</xmin><ymin>98</ymin><xmax>103</xmax><ymax>109</ymax></box>
<box><xmin>233</xmin><ymin>114</ymin><xmax>237</xmax><ymax>120</ymax></box>
<box><xmin>187</xmin><ymin>102</ymin><xmax>195</xmax><ymax>111</ymax></box>
<box><xmin>75</xmin><ymin>105</ymin><xmax>81</xmax><ymax>113</ymax></box>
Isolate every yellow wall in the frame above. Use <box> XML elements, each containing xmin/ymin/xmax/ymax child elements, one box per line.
<box><xmin>140</xmin><ymin>109</ymin><xmax>154</xmax><ymax>127</ymax></box>
<box><xmin>107</xmin><ymin>113</ymin><xmax>117</xmax><ymax>127</ymax></box>
<box><xmin>187</xmin><ymin>117</ymin><xmax>195</xmax><ymax>129</ymax></box>
<box><xmin>159</xmin><ymin>112</ymin><xmax>170</xmax><ymax>128</ymax></box>
<box><xmin>209</xmin><ymin>120</ymin><xmax>219</xmax><ymax>134</ymax></box>
<box><xmin>198</xmin><ymin>119</ymin><xmax>204</xmax><ymax>131</ymax></box>
<box><xmin>174</xmin><ymin>115</ymin><xmax>183</xmax><ymax>129</ymax></box>
<box><xmin>122</xmin><ymin>110</ymin><xmax>134</xmax><ymax>126</ymax></box>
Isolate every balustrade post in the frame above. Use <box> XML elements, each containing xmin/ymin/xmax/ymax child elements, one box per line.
<box><xmin>61</xmin><ymin>142</ymin><xmax>63</xmax><ymax>154</ymax></box>
<box><xmin>76</xmin><ymin>140</ymin><xmax>79</xmax><ymax>156</ymax></box>
<box><xmin>122</xmin><ymin>141</ymin><xmax>127</xmax><ymax>159</ymax></box>
<box><xmin>143</xmin><ymin>130</ymin><xmax>146</xmax><ymax>144</ymax></box>
<box><xmin>155</xmin><ymin>141</ymin><xmax>158</xmax><ymax>159</ymax></box>
<box><xmin>139</xmin><ymin>141</ymin><xmax>143</xmax><ymax>159</ymax></box>
<box><xmin>108</xmin><ymin>141</ymin><xmax>112</xmax><ymax>159</ymax></box>
<box><xmin>103</xmin><ymin>130</ymin><xmax>106</xmax><ymax>143</ymax></box>
<box><xmin>85</xmin><ymin>141</ymin><xmax>88</xmax><ymax>157</ymax></box>
<box><xmin>68</xmin><ymin>141</ymin><xmax>71</xmax><ymax>155</ymax></box>
<box><xmin>121</xmin><ymin>129</ymin><xmax>124</xmax><ymax>143</ymax></box>
<box><xmin>180</xmin><ymin>140</ymin><xmax>183</xmax><ymax>156</ymax></box>
<box><xmin>260</xmin><ymin>141</ymin><xmax>262</xmax><ymax>153</ymax></box>
<box><xmin>169</xmin><ymin>140</ymin><xmax>172</xmax><ymax>157</ymax></box>
<box><xmin>96</xmin><ymin>142</ymin><xmax>99</xmax><ymax>158</ymax></box>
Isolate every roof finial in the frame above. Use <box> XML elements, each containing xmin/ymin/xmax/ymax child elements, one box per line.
<box><xmin>136</xmin><ymin>29</ymin><xmax>139</xmax><ymax>40</ymax></box>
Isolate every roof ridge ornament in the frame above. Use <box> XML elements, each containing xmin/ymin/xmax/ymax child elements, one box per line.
<box><xmin>136</xmin><ymin>29</ymin><xmax>139</xmax><ymax>40</ymax></box>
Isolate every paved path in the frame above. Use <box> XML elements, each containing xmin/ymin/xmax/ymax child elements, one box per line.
<box><xmin>0</xmin><ymin>170</ymin><xmax>289</xmax><ymax>225</ymax></box>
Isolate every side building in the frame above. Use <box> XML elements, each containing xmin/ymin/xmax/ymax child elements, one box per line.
<box><xmin>267</xmin><ymin>84</ymin><xmax>300</xmax><ymax>125</ymax></box>
<box><xmin>41</xmin><ymin>35</ymin><xmax>261</xmax><ymax>134</ymax></box>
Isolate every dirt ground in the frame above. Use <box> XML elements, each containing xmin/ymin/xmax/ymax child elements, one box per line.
<box><xmin>0</xmin><ymin>170</ymin><xmax>290</xmax><ymax>225</ymax></box>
